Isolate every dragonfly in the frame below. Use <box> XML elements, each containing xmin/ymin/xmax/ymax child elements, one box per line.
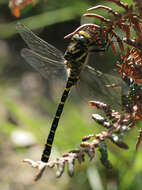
<box><xmin>16</xmin><ymin>23</ymin><xmax>121</xmax><ymax>164</ymax></box>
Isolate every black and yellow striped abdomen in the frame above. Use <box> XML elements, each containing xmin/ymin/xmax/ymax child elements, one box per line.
<box><xmin>41</xmin><ymin>76</ymin><xmax>77</xmax><ymax>162</ymax></box>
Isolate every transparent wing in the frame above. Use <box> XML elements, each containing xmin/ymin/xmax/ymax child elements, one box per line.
<box><xmin>21</xmin><ymin>48</ymin><xmax>68</xmax><ymax>80</ymax></box>
<box><xmin>16</xmin><ymin>23</ymin><xmax>68</xmax><ymax>80</ymax></box>
<box><xmin>16</xmin><ymin>22</ymin><xmax>64</xmax><ymax>63</ymax></box>
<box><xmin>78</xmin><ymin>65</ymin><xmax>123</xmax><ymax>110</ymax></box>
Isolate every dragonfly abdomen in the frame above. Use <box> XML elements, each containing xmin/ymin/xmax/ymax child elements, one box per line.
<box><xmin>41</xmin><ymin>76</ymin><xmax>76</xmax><ymax>162</ymax></box>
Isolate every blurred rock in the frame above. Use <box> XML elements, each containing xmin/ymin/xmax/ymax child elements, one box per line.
<box><xmin>11</xmin><ymin>129</ymin><xmax>36</xmax><ymax>147</ymax></box>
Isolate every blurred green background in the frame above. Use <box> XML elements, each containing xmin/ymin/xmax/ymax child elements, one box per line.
<box><xmin>0</xmin><ymin>0</ymin><xmax>142</xmax><ymax>190</ymax></box>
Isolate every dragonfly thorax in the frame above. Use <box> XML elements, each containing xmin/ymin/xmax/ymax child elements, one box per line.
<box><xmin>64</xmin><ymin>31</ymin><xmax>91</xmax><ymax>76</ymax></box>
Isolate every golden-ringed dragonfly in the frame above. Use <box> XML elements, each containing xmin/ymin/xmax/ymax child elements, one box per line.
<box><xmin>16</xmin><ymin>23</ymin><xmax>121</xmax><ymax>164</ymax></box>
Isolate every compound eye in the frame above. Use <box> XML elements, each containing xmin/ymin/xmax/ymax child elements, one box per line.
<box><xmin>72</xmin><ymin>33</ymin><xmax>89</xmax><ymax>44</ymax></box>
<box><xmin>79</xmin><ymin>35</ymin><xmax>89</xmax><ymax>44</ymax></box>
<box><xmin>79</xmin><ymin>36</ymin><xmax>89</xmax><ymax>44</ymax></box>
<box><xmin>72</xmin><ymin>34</ymin><xmax>80</xmax><ymax>41</ymax></box>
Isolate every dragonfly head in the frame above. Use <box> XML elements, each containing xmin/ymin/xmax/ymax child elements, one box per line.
<box><xmin>72</xmin><ymin>31</ymin><xmax>91</xmax><ymax>47</ymax></box>
<box><xmin>71</xmin><ymin>30</ymin><xmax>108</xmax><ymax>52</ymax></box>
